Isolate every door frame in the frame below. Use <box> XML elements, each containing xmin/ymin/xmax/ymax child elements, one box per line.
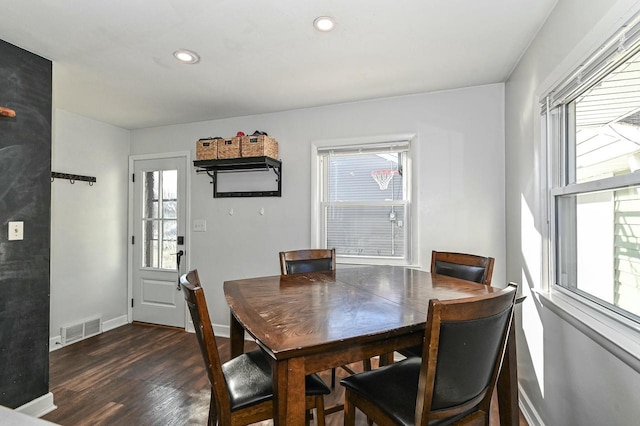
<box><xmin>127</xmin><ymin>151</ymin><xmax>191</xmax><ymax>328</ymax></box>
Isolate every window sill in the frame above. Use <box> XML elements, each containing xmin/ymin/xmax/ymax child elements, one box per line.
<box><xmin>535</xmin><ymin>288</ymin><xmax>640</xmax><ymax>373</ymax></box>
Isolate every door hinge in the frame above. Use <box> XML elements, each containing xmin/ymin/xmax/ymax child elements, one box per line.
<box><xmin>131</xmin><ymin>298</ymin><xmax>134</xmax><ymax>308</ymax></box>
<box><xmin>131</xmin><ymin>236</ymin><xmax>135</xmax><ymax>245</ymax></box>
<box><xmin>132</xmin><ymin>173</ymin><xmax>135</xmax><ymax>182</ymax></box>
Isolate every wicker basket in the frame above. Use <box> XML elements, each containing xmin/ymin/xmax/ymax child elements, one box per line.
<box><xmin>196</xmin><ymin>138</ymin><xmax>218</xmax><ymax>160</ymax></box>
<box><xmin>241</xmin><ymin>135</ymin><xmax>278</xmax><ymax>159</ymax></box>
<box><xmin>217</xmin><ymin>137</ymin><xmax>242</xmax><ymax>159</ymax></box>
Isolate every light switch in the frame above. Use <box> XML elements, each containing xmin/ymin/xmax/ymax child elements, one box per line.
<box><xmin>8</xmin><ymin>221</ymin><xmax>24</xmax><ymax>241</ymax></box>
<box><xmin>193</xmin><ymin>219</ymin><xmax>206</xmax><ymax>232</ymax></box>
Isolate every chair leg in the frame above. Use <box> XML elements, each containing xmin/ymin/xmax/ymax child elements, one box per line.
<box><xmin>344</xmin><ymin>390</ymin><xmax>356</xmax><ymax>426</ymax></box>
<box><xmin>363</xmin><ymin>358</ymin><xmax>372</xmax><ymax>371</ymax></box>
<box><xmin>331</xmin><ymin>367</ymin><xmax>336</xmax><ymax>388</ymax></box>
<box><xmin>315</xmin><ymin>396</ymin><xmax>326</xmax><ymax>426</ymax></box>
<box><xmin>208</xmin><ymin>392</ymin><xmax>217</xmax><ymax>426</ymax></box>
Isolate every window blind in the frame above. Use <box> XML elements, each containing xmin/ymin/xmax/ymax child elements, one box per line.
<box><xmin>541</xmin><ymin>12</ymin><xmax>640</xmax><ymax>115</ymax></box>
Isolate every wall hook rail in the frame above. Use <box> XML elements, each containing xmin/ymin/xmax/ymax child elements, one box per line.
<box><xmin>51</xmin><ymin>172</ymin><xmax>97</xmax><ymax>185</ymax></box>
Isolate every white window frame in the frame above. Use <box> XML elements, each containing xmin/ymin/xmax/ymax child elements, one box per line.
<box><xmin>540</xmin><ymin>13</ymin><xmax>640</xmax><ymax>370</ymax></box>
<box><xmin>311</xmin><ymin>134</ymin><xmax>415</xmax><ymax>266</ymax></box>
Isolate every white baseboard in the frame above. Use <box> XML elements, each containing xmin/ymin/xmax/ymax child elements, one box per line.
<box><xmin>519</xmin><ymin>383</ymin><xmax>544</xmax><ymax>426</ymax></box>
<box><xmin>16</xmin><ymin>392</ymin><xmax>57</xmax><ymax>418</ymax></box>
<box><xmin>49</xmin><ymin>336</ymin><xmax>62</xmax><ymax>352</ymax></box>
<box><xmin>102</xmin><ymin>315</ymin><xmax>128</xmax><ymax>332</ymax></box>
<box><xmin>213</xmin><ymin>323</ymin><xmax>230</xmax><ymax>338</ymax></box>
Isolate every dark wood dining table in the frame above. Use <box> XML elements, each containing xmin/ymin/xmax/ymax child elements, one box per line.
<box><xmin>224</xmin><ymin>265</ymin><xmax>519</xmax><ymax>425</ymax></box>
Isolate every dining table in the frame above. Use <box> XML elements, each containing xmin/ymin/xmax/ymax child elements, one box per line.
<box><xmin>223</xmin><ymin>264</ymin><xmax>520</xmax><ymax>425</ymax></box>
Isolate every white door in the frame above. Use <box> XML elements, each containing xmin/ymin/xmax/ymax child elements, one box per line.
<box><xmin>131</xmin><ymin>156</ymin><xmax>187</xmax><ymax>327</ymax></box>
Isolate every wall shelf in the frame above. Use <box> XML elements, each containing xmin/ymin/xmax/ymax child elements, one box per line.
<box><xmin>193</xmin><ymin>156</ymin><xmax>282</xmax><ymax>198</ymax></box>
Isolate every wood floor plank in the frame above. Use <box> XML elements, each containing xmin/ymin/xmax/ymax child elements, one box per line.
<box><xmin>43</xmin><ymin>323</ymin><xmax>527</xmax><ymax>425</ymax></box>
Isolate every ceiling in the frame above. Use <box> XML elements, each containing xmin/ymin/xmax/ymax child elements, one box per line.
<box><xmin>0</xmin><ymin>1</ymin><xmax>557</xmax><ymax>130</ymax></box>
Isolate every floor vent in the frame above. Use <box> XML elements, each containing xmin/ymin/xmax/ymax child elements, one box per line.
<box><xmin>61</xmin><ymin>317</ymin><xmax>102</xmax><ymax>346</ymax></box>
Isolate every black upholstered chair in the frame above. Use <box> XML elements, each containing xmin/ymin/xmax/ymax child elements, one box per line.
<box><xmin>279</xmin><ymin>248</ymin><xmax>372</xmax><ymax>389</ymax></box>
<box><xmin>340</xmin><ymin>284</ymin><xmax>517</xmax><ymax>426</ymax></box>
<box><xmin>398</xmin><ymin>250</ymin><xmax>496</xmax><ymax>359</ymax></box>
<box><xmin>180</xmin><ymin>269</ymin><xmax>330</xmax><ymax>426</ymax></box>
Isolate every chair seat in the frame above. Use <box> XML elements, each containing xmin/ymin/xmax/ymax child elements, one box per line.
<box><xmin>223</xmin><ymin>349</ymin><xmax>331</xmax><ymax>411</ymax></box>
<box><xmin>397</xmin><ymin>344</ymin><xmax>422</xmax><ymax>358</ymax></box>
<box><xmin>340</xmin><ymin>358</ymin><xmax>472</xmax><ymax>426</ymax></box>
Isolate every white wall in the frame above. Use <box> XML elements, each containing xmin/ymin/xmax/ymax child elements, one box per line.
<box><xmin>131</xmin><ymin>85</ymin><xmax>506</xmax><ymax>329</ymax></box>
<box><xmin>50</xmin><ymin>109</ymin><xmax>130</xmax><ymax>345</ymax></box>
<box><xmin>506</xmin><ymin>0</ymin><xmax>640</xmax><ymax>424</ymax></box>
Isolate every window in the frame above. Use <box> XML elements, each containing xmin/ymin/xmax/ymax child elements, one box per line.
<box><xmin>545</xmin><ymin>21</ymin><xmax>640</xmax><ymax>323</ymax></box>
<box><xmin>141</xmin><ymin>169</ymin><xmax>178</xmax><ymax>270</ymax></box>
<box><xmin>315</xmin><ymin>140</ymin><xmax>411</xmax><ymax>264</ymax></box>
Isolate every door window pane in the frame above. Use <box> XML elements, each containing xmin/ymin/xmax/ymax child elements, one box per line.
<box><xmin>142</xmin><ymin>220</ymin><xmax>159</xmax><ymax>268</ymax></box>
<box><xmin>143</xmin><ymin>171</ymin><xmax>159</xmax><ymax>218</ymax></box>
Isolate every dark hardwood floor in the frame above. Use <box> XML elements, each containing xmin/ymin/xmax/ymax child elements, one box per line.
<box><xmin>43</xmin><ymin>323</ymin><xmax>527</xmax><ymax>425</ymax></box>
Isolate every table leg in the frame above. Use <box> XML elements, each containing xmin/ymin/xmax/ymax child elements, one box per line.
<box><xmin>229</xmin><ymin>313</ymin><xmax>244</xmax><ymax>358</ymax></box>
<box><xmin>272</xmin><ymin>357</ymin><xmax>306</xmax><ymax>425</ymax></box>
<box><xmin>497</xmin><ymin>319</ymin><xmax>519</xmax><ymax>425</ymax></box>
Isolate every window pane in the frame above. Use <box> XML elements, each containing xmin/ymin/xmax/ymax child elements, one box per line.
<box><xmin>163</xmin><ymin>220</ymin><xmax>177</xmax><ymax>242</ymax></box>
<box><xmin>327</xmin><ymin>153</ymin><xmax>404</xmax><ymax>202</ymax></box>
<box><xmin>162</xmin><ymin>240</ymin><xmax>177</xmax><ymax>270</ymax></box>
<box><xmin>160</xmin><ymin>220</ymin><xmax>177</xmax><ymax>270</ymax></box>
<box><xmin>162</xmin><ymin>170</ymin><xmax>177</xmax><ymax>202</ymax></box>
<box><xmin>572</xmin><ymin>50</ymin><xmax>640</xmax><ymax>184</ymax></box>
<box><xmin>556</xmin><ymin>188</ymin><xmax>640</xmax><ymax>319</ymax></box>
<box><xmin>163</xmin><ymin>201</ymin><xmax>177</xmax><ymax>219</ymax></box>
<box><xmin>143</xmin><ymin>171</ymin><xmax>159</xmax><ymax>218</ymax></box>
<box><xmin>326</xmin><ymin>205</ymin><xmax>405</xmax><ymax>258</ymax></box>
<box><xmin>142</xmin><ymin>219</ymin><xmax>159</xmax><ymax>268</ymax></box>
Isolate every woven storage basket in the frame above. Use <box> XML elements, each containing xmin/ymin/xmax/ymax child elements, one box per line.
<box><xmin>217</xmin><ymin>137</ymin><xmax>242</xmax><ymax>159</ymax></box>
<box><xmin>196</xmin><ymin>138</ymin><xmax>218</xmax><ymax>160</ymax></box>
<box><xmin>241</xmin><ymin>135</ymin><xmax>278</xmax><ymax>159</ymax></box>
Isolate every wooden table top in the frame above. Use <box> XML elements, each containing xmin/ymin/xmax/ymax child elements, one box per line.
<box><xmin>223</xmin><ymin>265</ymin><xmax>495</xmax><ymax>359</ymax></box>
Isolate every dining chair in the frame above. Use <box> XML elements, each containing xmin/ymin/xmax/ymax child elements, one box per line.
<box><xmin>398</xmin><ymin>250</ymin><xmax>496</xmax><ymax>359</ymax></box>
<box><xmin>279</xmin><ymin>248</ymin><xmax>372</xmax><ymax>389</ymax></box>
<box><xmin>180</xmin><ymin>269</ymin><xmax>331</xmax><ymax>426</ymax></box>
<box><xmin>431</xmin><ymin>250</ymin><xmax>495</xmax><ymax>286</ymax></box>
<box><xmin>279</xmin><ymin>248</ymin><xmax>337</xmax><ymax>275</ymax></box>
<box><xmin>340</xmin><ymin>283</ymin><xmax>518</xmax><ymax>426</ymax></box>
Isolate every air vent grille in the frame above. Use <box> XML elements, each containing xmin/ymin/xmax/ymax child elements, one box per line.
<box><xmin>61</xmin><ymin>317</ymin><xmax>102</xmax><ymax>346</ymax></box>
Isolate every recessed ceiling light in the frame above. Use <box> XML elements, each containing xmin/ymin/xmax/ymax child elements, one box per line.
<box><xmin>173</xmin><ymin>49</ymin><xmax>200</xmax><ymax>64</ymax></box>
<box><xmin>313</xmin><ymin>16</ymin><xmax>335</xmax><ymax>32</ymax></box>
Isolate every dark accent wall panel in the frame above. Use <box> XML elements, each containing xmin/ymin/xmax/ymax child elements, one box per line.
<box><xmin>0</xmin><ymin>39</ymin><xmax>52</xmax><ymax>408</ymax></box>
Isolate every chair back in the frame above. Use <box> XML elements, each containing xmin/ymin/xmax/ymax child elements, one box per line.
<box><xmin>430</xmin><ymin>250</ymin><xmax>495</xmax><ymax>285</ymax></box>
<box><xmin>415</xmin><ymin>283</ymin><xmax>517</xmax><ymax>424</ymax></box>
<box><xmin>180</xmin><ymin>270</ymin><xmax>231</xmax><ymax>413</ymax></box>
<box><xmin>279</xmin><ymin>248</ymin><xmax>336</xmax><ymax>275</ymax></box>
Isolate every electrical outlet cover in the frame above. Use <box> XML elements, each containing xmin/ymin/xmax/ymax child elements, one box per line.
<box><xmin>8</xmin><ymin>221</ymin><xmax>24</xmax><ymax>241</ymax></box>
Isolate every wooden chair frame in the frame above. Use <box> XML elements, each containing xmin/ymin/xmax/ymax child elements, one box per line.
<box><xmin>344</xmin><ymin>284</ymin><xmax>517</xmax><ymax>426</ymax></box>
<box><xmin>181</xmin><ymin>270</ymin><xmax>326</xmax><ymax>426</ymax></box>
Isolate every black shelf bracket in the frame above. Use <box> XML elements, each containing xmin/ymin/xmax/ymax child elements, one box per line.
<box><xmin>194</xmin><ymin>156</ymin><xmax>282</xmax><ymax>198</ymax></box>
